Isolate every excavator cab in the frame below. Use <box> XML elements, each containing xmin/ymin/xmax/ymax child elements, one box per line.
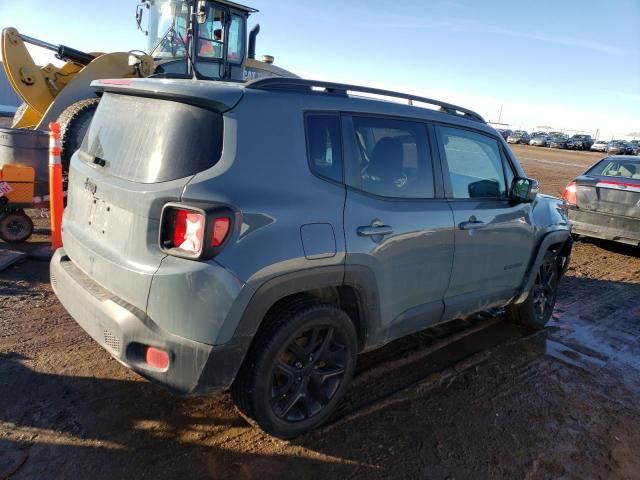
<box><xmin>142</xmin><ymin>0</ymin><xmax>256</xmax><ymax>81</ymax></box>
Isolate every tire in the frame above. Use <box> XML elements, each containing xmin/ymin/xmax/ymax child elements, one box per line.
<box><xmin>0</xmin><ymin>210</ymin><xmax>34</xmax><ymax>243</ymax></box>
<box><xmin>506</xmin><ymin>250</ymin><xmax>559</xmax><ymax>329</ymax></box>
<box><xmin>232</xmin><ymin>302</ymin><xmax>358</xmax><ymax>439</ymax></box>
<box><xmin>57</xmin><ymin>98</ymin><xmax>100</xmax><ymax>171</ymax></box>
<box><xmin>11</xmin><ymin>102</ymin><xmax>29</xmax><ymax>127</ymax></box>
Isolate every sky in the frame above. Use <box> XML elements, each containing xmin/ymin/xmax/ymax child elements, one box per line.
<box><xmin>1</xmin><ymin>0</ymin><xmax>638</xmax><ymax>139</ymax></box>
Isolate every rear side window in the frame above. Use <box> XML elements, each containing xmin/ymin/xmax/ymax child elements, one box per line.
<box><xmin>80</xmin><ymin>93</ymin><xmax>222</xmax><ymax>183</ymax></box>
<box><xmin>437</xmin><ymin>126</ymin><xmax>507</xmax><ymax>199</ymax></box>
<box><xmin>587</xmin><ymin>158</ymin><xmax>640</xmax><ymax>179</ymax></box>
<box><xmin>345</xmin><ymin>116</ymin><xmax>434</xmax><ymax>199</ymax></box>
<box><xmin>305</xmin><ymin>114</ymin><xmax>343</xmax><ymax>183</ymax></box>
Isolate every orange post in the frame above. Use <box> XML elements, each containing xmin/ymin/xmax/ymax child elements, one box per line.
<box><xmin>48</xmin><ymin>122</ymin><xmax>63</xmax><ymax>250</ymax></box>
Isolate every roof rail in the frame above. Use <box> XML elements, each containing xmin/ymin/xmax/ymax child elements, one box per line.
<box><xmin>246</xmin><ymin>77</ymin><xmax>485</xmax><ymax>123</ymax></box>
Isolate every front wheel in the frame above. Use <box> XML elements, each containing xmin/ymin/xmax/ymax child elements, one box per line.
<box><xmin>232</xmin><ymin>303</ymin><xmax>358</xmax><ymax>438</ymax></box>
<box><xmin>506</xmin><ymin>251</ymin><xmax>559</xmax><ymax>329</ymax></box>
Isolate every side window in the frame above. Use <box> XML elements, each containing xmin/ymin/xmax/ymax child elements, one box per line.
<box><xmin>437</xmin><ymin>126</ymin><xmax>507</xmax><ymax>199</ymax></box>
<box><xmin>306</xmin><ymin>114</ymin><xmax>343</xmax><ymax>183</ymax></box>
<box><xmin>227</xmin><ymin>15</ymin><xmax>244</xmax><ymax>64</ymax></box>
<box><xmin>197</xmin><ymin>7</ymin><xmax>224</xmax><ymax>59</ymax></box>
<box><xmin>345</xmin><ymin>116</ymin><xmax>434</xmax><ymax>199</ymax></box>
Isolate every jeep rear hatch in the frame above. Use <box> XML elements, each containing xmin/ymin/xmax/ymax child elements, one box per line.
<box><xmin>62</xmin><ymin>80</ymin><xmax>242</xmax><ymax>312</ymax></box>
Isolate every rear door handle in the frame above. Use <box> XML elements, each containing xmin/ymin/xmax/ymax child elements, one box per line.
<box><xmin>459</xmin><ymin>220</ymin><xmax>485</xmax><ymax>230</ymax></box>
<box><xmin>357</xmin><ymin>225</ymin><xmax>394</xmax><ymax>237</ymax></box>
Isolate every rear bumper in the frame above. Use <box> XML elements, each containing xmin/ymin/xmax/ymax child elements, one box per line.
<box><xmin>569</xmin><ymin>208</ymin><xmax>640</xmax><ymax>246</ymax></box>
<box><xmin>51</xmin><ymin>249</ymin><xmax>249</xmax><ymax>394</ymax></box>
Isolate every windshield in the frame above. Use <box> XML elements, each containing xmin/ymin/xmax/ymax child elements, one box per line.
<box><xmin>148</xmin><ymin>1</ymin><xmax>190</xmax><ymax>59</ymax></box>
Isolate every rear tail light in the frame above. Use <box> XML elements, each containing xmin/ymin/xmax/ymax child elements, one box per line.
<box><xmin>160</xmin><ymin>204</ymin><xmax>234</xmax><ymax>259</ymax></box>
<box><xmin>562</xmin><ymin>181</ymin><xmax>577</xmax><ymax>205</ymax></box>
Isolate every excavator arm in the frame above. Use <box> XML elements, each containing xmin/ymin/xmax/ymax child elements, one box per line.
<box><xmin>1</xmin><ymin>28</ymin><xmax>85</xmax><ymax>127</ymax></box>
<box><xmin>1</xmin><ymin>27</ymin><xmax>153</xmax><ymax>129</ymax></box>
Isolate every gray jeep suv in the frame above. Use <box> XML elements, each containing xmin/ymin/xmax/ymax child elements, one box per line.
<box><xmin>51</xmin><ymin>77</ymin><xmax>572</xmax><ymax>438</ymax></box>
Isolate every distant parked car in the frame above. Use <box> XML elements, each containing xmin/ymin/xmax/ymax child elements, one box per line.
<box><xmin>497</xmin><ymin>128</ymin><xmax>513</xmax><ymax>140</ymax></box>
<box><xmin>549</xmin><ymin>136</ymin><xmax>568</xmax><ymax>149</ymax></box>
<box><xmin>591</xmin><ymin>140</ymin><xmax>609</xmax><ymax>152</ymax></box>
<box><xmin>507</xmin><ymin>130</ymin><xmax>530</xmax><ymax>144</ymax></box>
<box><xmin>607</xmin><ymin>141</ymin><xmax>630</xmax><ymax>155</ymax></box>
<box><xmin>548</xmin><ymin>131</ymin><xmax>564</xmax><ymax>138</ymax></box>
<box><xmin>563</xmin><ymin>155</ymin><xmax>640</xmax><ymax>245</ymax></box>
<box><xmin>529</xmin><ymin>135</ymin><xmax>549</xmax><ymax>147</ymax></box>
<box><xmin>566</xmin><ymin>134</ymin><xmax>593</xmax><ymax>151</ymax></box>
<box><xmin>629</xmin><ymin>140</ymin><xmax>640</xmax><ymax>155</ymax></box>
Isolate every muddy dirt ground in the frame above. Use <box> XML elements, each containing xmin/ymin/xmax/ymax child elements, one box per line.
<box><xmin>1</xmin><ymin>145</ymin><xmax>639</xmax><ymax>479</ymax></box>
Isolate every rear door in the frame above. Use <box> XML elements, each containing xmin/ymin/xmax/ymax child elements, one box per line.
<box><xmin>62</xmin><ymin>91</ymin><xmax>226</xmax><ymax>311</ymax></box>
<box><xmin>435</xmin><ymin>125</ymin><xmax>534</xmax><ymax>320</ymax></box>
<box><xmin>342</xmin><ymin>115</ymin><xmax>454</xmax><ymax>342</ymax></box>
<box><xmin>576</xmin><ymin>158</ymin><xmax>640</xmax><ymax>218</ymax></box>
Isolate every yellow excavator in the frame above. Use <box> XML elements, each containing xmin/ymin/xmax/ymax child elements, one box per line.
<box><xmin>2</xmin><ymin>0</ymin><xmax>296</xmax><ymax>167</ymax></box>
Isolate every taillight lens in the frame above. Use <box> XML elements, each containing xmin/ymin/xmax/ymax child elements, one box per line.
<box><xmin>562</xmin><ymin>181</ymin><xmax>577</xmax><ymax>205</ymax></box>
<box><xmin>212</xmin><ymin>217</ymin><xmax>230</xmax><ymax>247</ymax></box>
<box><xmin>167</xmin><ymin>208</ymin><xmax>205</xmax><ymax>254</ymax></box>
<box><xmin>160</xmin><ymin>204</ymin><xmax>234</xmax><ymax>259</ymax></box>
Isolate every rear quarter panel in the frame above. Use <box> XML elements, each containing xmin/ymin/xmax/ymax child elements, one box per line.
<box><xmin>180</xmin><ymin>90</ymin><xmax>348</xmax><ymax>289</ymax></box>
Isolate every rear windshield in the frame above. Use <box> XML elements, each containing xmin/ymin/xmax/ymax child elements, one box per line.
<box><xmin>587</xmin><ymin>158</ymin><xmax>640</xmax><ymax>179</ymax></box>
<box><xmin>80</xmin><ymin>93</ymin><xmax>222</xmax><ymax>183</ymax></box>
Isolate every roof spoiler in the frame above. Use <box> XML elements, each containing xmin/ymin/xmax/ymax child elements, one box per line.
<box><xmin>91</xmin><ymin>78</ymin><xmax>244</xmax><ymax>112</ymax></box>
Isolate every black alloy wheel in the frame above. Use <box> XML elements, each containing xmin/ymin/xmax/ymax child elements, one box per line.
<box><xmin>270</xmin><ymin>324</ymin><xmax>349</xmax><ymax>422</ymax></box>
<box><xmin>232</xmin><ymin>302</ymin><xmax>358</xmax><ymax>438</ymax></box>
<box><xmin>530</xmin><ymin>256</ymin><xmax>559</xmax><ymax>323</ymax></box>
<box><xmin>505</xmin><ymin>250</ymin><xmax>560</xmax><ymax>329</ymax></box>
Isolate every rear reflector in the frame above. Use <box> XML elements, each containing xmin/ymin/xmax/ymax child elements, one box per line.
<box><xmin>212</xmin><ymin>217</ymin><xmax>230</xmax><ymax>247</ymax></box>
<box><xmin>562</xmin><ymin>181</ymin><xmax>577</xmax><ymax>205</ymax></box>
<box><xmin>145</xmin><ymin>347</ymin><xmax>170</xmax><ymax>370</ymax></box>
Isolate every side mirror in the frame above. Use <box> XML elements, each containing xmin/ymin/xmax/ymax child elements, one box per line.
<box><xmin>135</xmin><ymin>3</ymin><xmax>149</xmax><ymax>35</ymax></box>
<box><xmin>510</xmin><ymin>177</ymin><xmax>538</xmax><ymax>204</ymax></box>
